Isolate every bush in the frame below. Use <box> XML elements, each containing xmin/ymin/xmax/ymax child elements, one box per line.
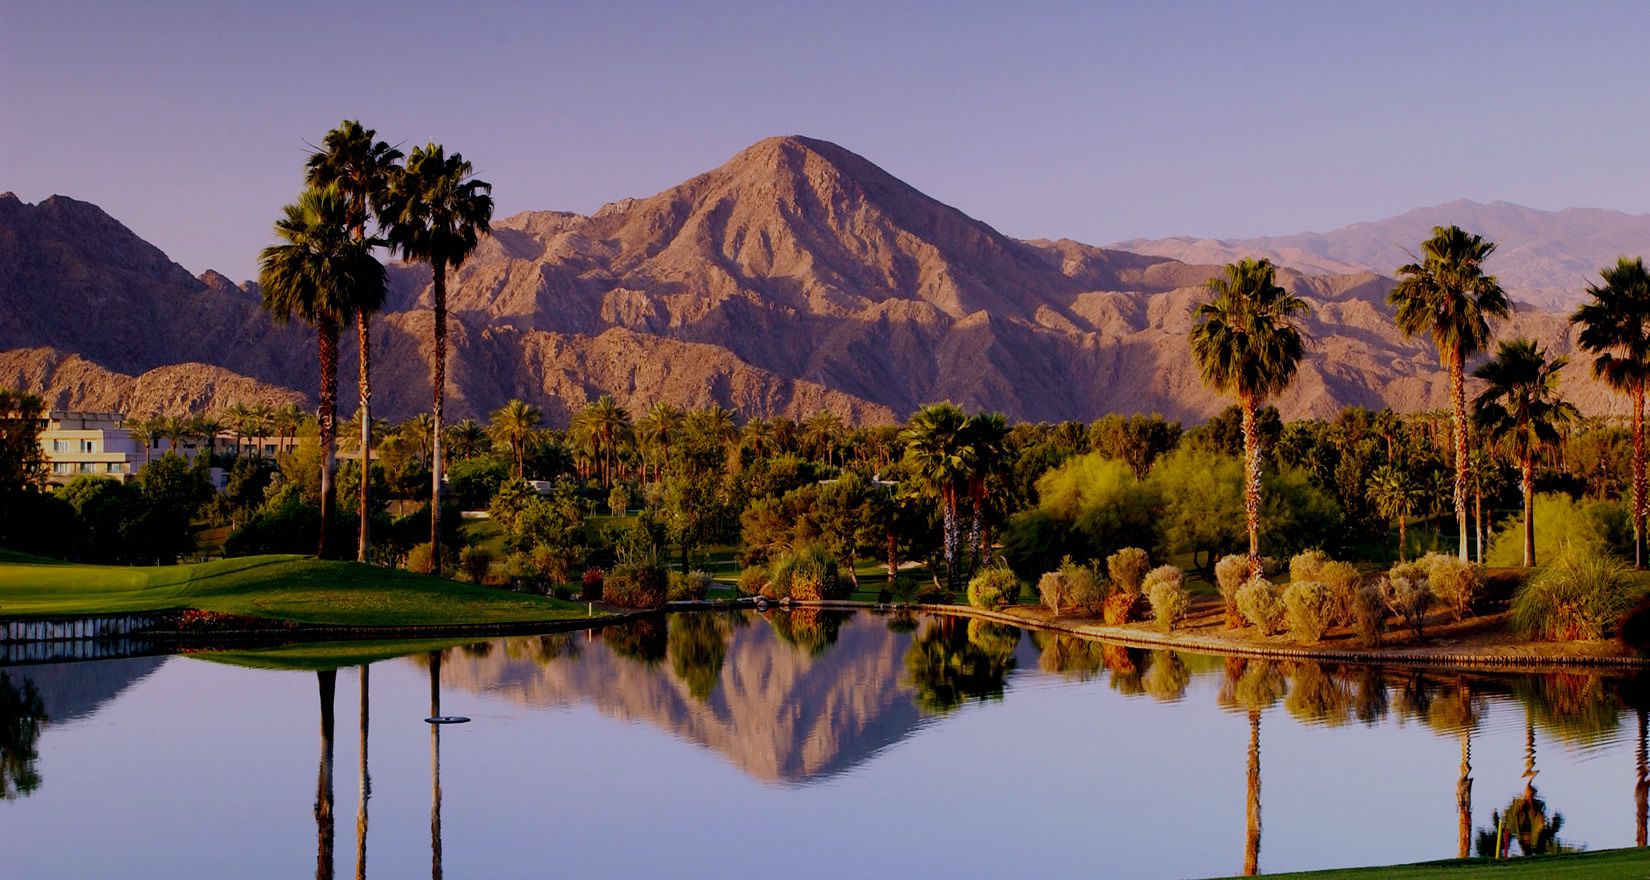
<box><xmin>1062</xmin><ymin>558</ymin><xmax>1108</xmax><ymax>613</ymax></box>
<box><xmin>1215</xmin><ymin>554</ymin><xmax>1250</xmax><ymax>629</ymax></box>
<box><xmin>406</xmin><ymin>541</ymin><xmax>456</xmax><ymax>576</ymax></box>
<box><xmin>668</xmin><ymin>569</ymin><xmax>714</xmax><ymax>602</ymax></box>
<box><xmin>604</xmin><ymin>562</ymin><xmax>667</xmax><ymax>609</ymax></box>
<box><xmin>1235</xmin><ymin>578</ymin><xmax>1284</xmax><ymax>635</ymax></box>
<box><xmin>1318</xmin><ymin>560</ymin><xmax>1363</xmax><ymax>626</ymax></box>
<box><xmin>1107</xmin><ymin>547</ymin><xmax>1151</xmax><ymax>595</ymax></box>
<box><xmin>1378</xmin><ymin>567</ymin><xmax>1431</xmax><ymax>638</ymax></box>
<box><xmin>892</xmin><ymin>576</ymin><xmax>920</xmax><ymax>604</ymax></box>
<box><xmin>967</xmin><ymin>565</ymin><xmax>1022</xmax><ymax>610</ymax></box>
<box><xmin>1289</xmin><ymin>549</ymin><xmax>1330</xmax><ymax>584</ymax></box>
<box><xmin>1620</xmin><ymin>596</ymin><xmax>1650</xmax><ymax>656</ymax></box>
<box><xmin>581</xmin><ymin>567</ymin><xmax>605</xmax><ymax>601</ymax></box>
<box><xmin>1038</xmin><ymin>571</ymin><xmax>1070</xmax><ymax>615</ymax></box>
<box><xmin>1283</xmin><ymin>581</ymin><xmax>1335</xmax><ymax>643</ymax></box>
<box><xmin>1419</xmin><ymin>552</ymin><xmax>1484</xmax><ymax>622</ymax></box>
<box><xmin>446</xmin><ymin>457</ymin><xmax>509</xmax><ymax>510</ymax></box>
<box><xmin>608</xmin><ymin>484</ymin><xmax>630</xmax><ymax>517</ymax></box>
<box><xmin>1512</xmin><ymin>547</ymin><xmax>1638</xmax><ymax>641</ymax></box>
<box><xmin>1145</xmin><ymin>566</ymin><xmax>1189</xmax><ymax>632</ymax></box>
<box><xmin>736</xmin><ymin>566</ymin><xmax>767</xmax><ymax>597</ymax></box>
<box><xmin>767</xmin><ymin>545</ymin><xmax>846</xmax><ymax>601</ymax></box>
<box><xmin>459</xmin><ymin>545</ymin><xmax>494</xmax><ymax>585</ymax></box>
<box><xmin>1353</xmin><ymin>583</ymin><xmax>1386</xmax><ymax>648</ymax></box>
<box><xmin>1486</xmin><ymin>493</ymin><xmax>1635</xmax><ymax>567</ymax></box>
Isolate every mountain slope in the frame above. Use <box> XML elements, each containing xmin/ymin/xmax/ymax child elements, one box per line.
<box><xmin>1111</xmin><ymin>199</ymin><xmax>1650</xmax><ymax>310</ymax></box>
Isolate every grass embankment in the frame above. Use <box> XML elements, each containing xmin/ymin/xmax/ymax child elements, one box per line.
<box><xmin>0</xmin><ymin>551</ymin><xmax>600</xmax><ymax>628</ymax></box>
<box><xmin>1224</xmin><ymin>847</ymin><xmax>1650</xmax><ymax>878</ymax></box>
<box><xmin>196</xmin><ymin>637</ymin><xmax>482</xmax><ymax>670</ymax></box>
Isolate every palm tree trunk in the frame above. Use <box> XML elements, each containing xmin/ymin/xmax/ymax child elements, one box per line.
<box><xmin>316</xmin><ymin>670</ymin><xmax>337</xmax><ymax>880</ymax></box>
<box><xmin>887</xmin><ymin>526</ymin><xmax>897</xmax><ymax>586</ymax></box>
<box><xmin>1245</xmin><ymin>709</ymin><xmax>1261</xmax><ymax>876</ymax></box>
<box><xmin>428</xmin><ymin>653</ymin><xmax>443</xmax><ymax>880</ymax></box>
<box><xmin>1635</xmin><ymin>379</ymin><xmax>1646</xmax><ymax>571</ymax></box>
<box><xmin>1241</xmin><ymin>392</ymin><xmax>1262</xmax><ymax>573</ymax></box>
<box><xmin>968</xmin><ymin>482</ymin><xmax>983</xmax><ymax>578</ymax></box>
<box><xmin>358</xmin><ymin>310</ymin><xmax>372</xmax><ymax>564</ymax></box>
<box><xmin>1636</xmin><ymin>707</ymin><xmax>1647</xmax><ymax>848</ymax></box>
<box><xmin>357</xmin><ymin>664</ymin><xmax>370</xmax><ymax>880</ymax></box>
<box><xmin>1522</xmin><ymin>453</ymin><xmax>1535</xmax><ymax>567</ymax></box>
<box><xmin>318</xmin><ymin>316</ymin><xmax>340</xmax><ymax>559</ymax></box>
<box><xmin>430</xmin><ymin>260</ymin><xmax>446</xmax><ymax>576</ymax></box>
<box><xmin>1451</xmin><ymin>350</ymin><xmax>1470</xmax><ymax>562</ymax></box>
<box><xmin>1475</xmin><ymin>481</ymin><xmax>1485</xmax><ymax>566</ymax></box>
<box><xmin>1458</xmin><ymin>719</ymin><xmax>1473</xmax><ymax>858</ymax></box>
<box><xmin>943</xmin><ymin>487</ymin><xmax>960</xmax><ymax>594</ymax></box>
<box><xmin>1398</xmin><ymin>514</ymin><xmax>1407</xmax><ymax>563</ymax></box>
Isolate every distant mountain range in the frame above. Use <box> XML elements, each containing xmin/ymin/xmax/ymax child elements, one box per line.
<box><xmin>1112</xmin><ymin>199</ymin><xmax>1650</xmax><ymax>311</ymax></box>
<box><xmin>0</xmin><ymin>137</ymin><xmax>1631</xmax><ymax>424</ymax></box>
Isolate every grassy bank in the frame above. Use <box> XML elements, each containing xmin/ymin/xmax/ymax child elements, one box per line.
<box><xmin>0</xmin><ymin>551</ymin><xmax>601</xmax><ymax>627</ymax></box>
<box><xmin>1226</xmin><ymin>847</ymin><xmax>1650</xmax><ymax>878</ymax></box>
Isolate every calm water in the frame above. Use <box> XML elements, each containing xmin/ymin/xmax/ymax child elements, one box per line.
<box><xmin>2</xmin><ymin>610</ymin><xmax>1648</xmax><ymax>879</ymax></box>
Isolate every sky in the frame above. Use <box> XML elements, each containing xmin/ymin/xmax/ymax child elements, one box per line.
<box><xmin>5</xmin><ymin>0</ymin><xmax>1650</xmax><ymax>282</ymax></box>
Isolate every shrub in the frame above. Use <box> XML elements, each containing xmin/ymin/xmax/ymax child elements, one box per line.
<box><xmin>1145</xmin><ymin>566</ymin><xmax>1189</xmax><ymax>632</ymax></box>
<box><xmin>768</xmin><ymin>545</ymin><xmax>846</xmax><ymax>601</ymax></box>
<box><xmin>1107</xmin><ymin>547</ymin><xmax>1151</xmax><ymax>595</ymax></box>
<box><xmin>1318</xmin><ymin>560</ymin><xmax>1363</xmax><ymax>626</ymax></box>
<box><xmin>892</xmin><ymin>576</ymin><xmax>920</xmax><ymax>604</ymax></box>
<box><xmin>967</xmin><ymin>565</ymin><xmax>1022</xmax><ymax>610</ymax></box>
<box><xmin>1038</xmin><ymin>571</ymin><xmax>1070</xmax><ymax>615</ymax></box>
<box><xmin>604</xmin><ymin>562</ymin><xmax>667</xmax><ymax>609</ymax></box>
<box><xmin>581</xmin><ymin>567</ymin><xmax>605</xmax><ymax>601</ymax></box>
<box><xmin>1418</xmin><ymin>552</ymin><xmax>1484</xmax><ymax>622</ymax></box>
<box><xmin>608</xmin><ymin>484</ymin><xmax>630</xmax><ymax>517</ymax></box>
<box><xmin>529</xmin><ymin>543</ymin><xmax>566</xmax><ymax>584</ymax></box>
<box><xmin>668</xmin><ymin>569</ymin><xmax>714</xmax><ymax>602</ymax></box>
<box><xmin>1283</xmin><ymin>581</ymin><xmax>1335</xmax><ymax>643</ymax></box>
<box><xmin>1620</xmin><ymin>596</ymin><xmax>1650</xmax><ymax>656</ymax></box>
<box><xmin>1062</xmin><ymin>558</ymin><xmax>1108</xmax><ymax>613</ymax></box>
<box><xmin>459</xmin><ymin>545</ymin><xmax>494</xmax><ymax>585</ymax></box>
<box><xmin>1352</xmin><ymin>583</ymin><xmax>1386</xmax><ymax>648</ymax></box>
<box><xmin>1289</xmin><ymin>549</ymin><xmax>1330</xmax><ymax>585</ymax></box>
<box><xmin>736</xmin><ymin>566</ymin><xmax>768</xmax><ymax>597</ymax></box>
<box><xmin>406</xmin><ymin>542</ymin><xmax>455</xmax><ymax>576</ymax></box>
<box><xmin>1235</xmin><ymin>578</ymin><xmax>1284</xmax><ymax>635</ymax></box>
<box><xmin>1378</xmin><ymin>568</ymin><xmax>1431</xmax><ymax>638</ymax></box>
<box><xmin>1103</xmin><ymin>592</ymin><xmax>1138</xmax><ymax>625</ymax></box>
<box><xmin>1215</xmin><ymin>554</ymin><xmax>1250</xmax><ymax>629</ymax></box>
<box><xmin>1512</xmin><ymin>547</ymin><xmax>1638</xmax><ymax>641</ymax></box>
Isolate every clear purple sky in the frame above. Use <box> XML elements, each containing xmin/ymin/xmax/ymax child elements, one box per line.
<box><xmin>5</xmin><ymin>0</ymin><xmax>1650</xmax><ymax>283</ymax></box>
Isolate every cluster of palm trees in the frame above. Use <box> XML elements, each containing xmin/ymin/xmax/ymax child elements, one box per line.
<box><xmin>1189</xmin><ymin>227</ymin><xmax>1650</xmax><ymax>571</ymax></box>
<box><xmin>897</xmin><ymin>403</ymin><xmax>1010</xmax><ymax>593</ymax></box>
<box><xmin>258</xmin><ymin>120</ymin><xmax>492</xmax><ymax>568</ymax></box>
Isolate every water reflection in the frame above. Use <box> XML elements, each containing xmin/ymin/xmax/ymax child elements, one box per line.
<box><xmin>315</xmin><ymin>670</ymin><xmax>336</xmax><ymax>880</ymax></box>
<box><xmin>0</xmin><ymin>673</ymin><xmax>46</xmax><ymax>799</ymax></box>
<box><xmin>428</xmin><ymin>652</ymin><xmax>443</xmax><ymax>880</ymax></box>
<box><xmin>356</xmin><ymin>664</ymin><xmax>370</xmax><ymax>880</ymax></box>
<box><xmin>901</xmin><ymin>617</ymin><xmax>1016</xmax><ymax>715</ymax></box>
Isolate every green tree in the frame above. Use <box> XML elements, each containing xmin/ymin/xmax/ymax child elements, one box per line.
<box><xmin>0</xmin><ymin>389</ymin><xmax>47</xmax><ymax>493</ymax></box>
<box><xmin>259</xmin><ymin>186</ymin><xmax>386</xmax><ymax>558</ymax></box>
<box><xmin>1367</xmin><ymin>463</ymin><xmax>1423</xmax><ymax>561</ymax></box>
<box><xmin>1188</xmin><ymin>258</ymin><xmax>1310</xmax><ymax>573</ymax></box>
<box><xmin>1473</xmin><ymin>338</ymin><xmax>1578</xmax><ymax>566</ymax></box>
<box><xmin>1389</xmin><ymin>225</ymin><xmax>1512</xmax><ymax>561</ymax></box>
<box><xmin>962</xmin><ymin>410</ymin><xmax>1009</xmax><ymax>571</ymax></box>
<box><xmin>381</xmin><ymin>144</ymin><xmax>493</xmax><ymax>575</ymax></box>
<box><xmin>802</xmin><ymin>410</ymin><xmax>845</xmax><ymax>466</ymax></box>
<box><xmin>576</xmin><ymin>395</ymin><xmax>633</xmax><ymax>488</ymax></box>
<box><xmin>444</xmin><ymin>418</ymin><xmax>489</xmax><ymax>462</ymax></box>
<box><xmin>306</xmin><ymin>120</ymin><xmax>400</xmax><ymax>563</ymax></box>
<box><xmin>488</xmin><ymin>399</ymin><xmax>543</xmax><ymax>479</ymax></box>
<box><xmin>900</xmin><ymin>402</ymin><xmax>974</xmax><ymax>593</ymax></box>
<box><xmin>1572</xmin><ymin>256</ymin><xmax>1650</xmax><ymax>569</ymax></box>
<box><xmin>636</xmin><ymin>401</ymin><xmax>683</xmax><ymax>482</ymax></box>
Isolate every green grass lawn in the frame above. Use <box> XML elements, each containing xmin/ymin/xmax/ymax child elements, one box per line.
<box><xmin>194</xmin><ymin>636</ymin><xmax>484</xmax><ymax>670</ymax></box>
<box><xmin>1219</xmin><ymin>848</ymin><xmax>1650</xmax><ymax>879</ymax></box>
<box><xmin>0</xmin><ymin>551</ymin><xmax>600</xmax><ymax>627</ymax></box>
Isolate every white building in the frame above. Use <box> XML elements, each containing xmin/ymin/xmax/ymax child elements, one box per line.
<box><xmin>40</xmin><ymin>411</ymin><xmax>216</xmax><ymax>487</ymax></box>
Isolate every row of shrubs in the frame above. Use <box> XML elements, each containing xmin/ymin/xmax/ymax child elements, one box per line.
<box><xmin>735</xmin><ymin>545</ymin><xmax>854</xmax><ymax>602</ymax></box>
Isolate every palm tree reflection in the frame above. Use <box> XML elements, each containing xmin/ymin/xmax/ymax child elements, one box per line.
<box><xmin>315</xmin><ymin>670</ymin><xmax>337</xmax><ymax>880</ymax></box>
<box><xmin>1219</xmin><ymin>659</ymin><xmax>1285</xmax><ymax>876</ymax></box>
<box><xmin>429</xmin><ymin>651</ymin><xmax>443</xmax><ymax>880</ymax></box>
<box><xmin>356</xmin><ymin>665</ymin><xmax>370</xmax><ymax>880</ymax></box>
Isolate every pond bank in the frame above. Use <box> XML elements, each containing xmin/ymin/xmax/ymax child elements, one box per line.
<box><xmin>1224</xmin><ymin>845</ymin><xmax>1650</xmax><ymax>878</ymax></box>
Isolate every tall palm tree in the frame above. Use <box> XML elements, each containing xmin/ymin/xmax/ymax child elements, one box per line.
<box><xmin>402</xmin><ymin>413</ymin><xmax>436</xmax><ymax>464</ymax></box>
<box><xmin>250</xmin><ymin>402</ymin><xmax>275</xmax><ymax>459</ymax></box>
<box><xmin>636</xmin><ymin>402</ymin><xmax>683</xmax><ymax>482</ymax></box>
<box><xmin>222</xmin><ymin>401</ymin><xmax>251</xmax><ymax>457</ymax></box>
<box><xmin>444</xmin><ymin>418</ymin><xmax>488</xmax><ymax>462</ymax></box>
<box><xmin>803</xmin><ymin>410</ymin><xmax>845</xmax><ymax>466</ymax></box>
<box><xmin>1373</xmin><ymin>407</ymin><xmax>1402</xmax><ymax>463</ymax></box>
<box><xmin>1368</xmin><ymin>463</ymin><xmax>1423</xmax><ymax>561</ymax></box>
<box><xmin>962</xmin><ymin>411</ymin><xmax>1009</xmax><ymax>570</ymax></box>
<box><xmin>192</xmin><ymin>415</ymin><xmax>224</xmax><ymax>461</ymax></box>
<box><xmin>1389</xmin><ymin>226</ymin><xmax>1512</xmax><ymax>561</ymax></box>
<box><xmin>579</xmin><ymin>395</ymin><xmax>633</xmax><ymax>488</ymax></box>
<box><xmin>1189</xmin><ymin>258</ymin><xmax>1310</xmax><ymax>572</ymax></box>
<box><xmin>273</xmin><ymin>402</ymin><xmax>305</xmax><ymax>455</ymax></box>
<box><xmin>307</xmin><ymin>120</ymin><xmax>400</xmax><ymax>564</ymax></box>
<box><xmin>125</xmin><ymin>415</ymin><xmax>156</xmax><ymax>467</ymax></box>
<box><xmin>381</xmin><ymin>144</ymin><xmax>493</xmax><ymax>575</ymax></box>
<box><xmin>488</xmin><ymin>399</ymin><xmax>543</xmax><ymax>479</ymax></box>
<box><xmin>741</xmin><ymin>417</ymin><xmax>775</xmax><ymax>461</ymax></box>
<box><xmin>1473</xmin><ymin>338</ymin><xmax>1577</xmax><ymax>566</ymax></box>
<box><xmin>900</xmin><ymin>402</ymin><xmax>974</xmax><ymax>593</ymax></box>
<box><xmin>1572</xmin><ymin>256</ymin><xmax>1650</xmax><ymax>569</ymax></box>
<box><xmin>260</xmin><ymin>185</ymin><xmax>386</xmax><ymax>557</ymax></box>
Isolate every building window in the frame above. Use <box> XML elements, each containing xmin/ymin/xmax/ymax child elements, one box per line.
<box><xmin>78</xmin><ymin>462</ymin><xmax>96</xmax><ymax>473</ymax></box>
<box><xmin>107</xmin><ymin>462</ymin><xmax>125</xmax><ymax>474</ymax></box>
<box><xmin>81</xmin><ymin>439</ymin><xmax>96</xmax><ymax>453</ymax></box>
<box><xmin>52</xmin><ymin>462</ymin><xmax>71</xmax><ymax>474</ymax></box>
<box><xmin>53</xmin><ymin>439</ymin><xmax>70</xmax><ymax>452</ymax></box>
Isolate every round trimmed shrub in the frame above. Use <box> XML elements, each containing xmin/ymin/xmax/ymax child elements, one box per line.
<box><xmin>1419</xmin><ymin>552</ymin><xmax>1484</xmax><ymax>622</ymax></box>
<box><xmin>967</xmin><ymin>565</ymin><xmax>1022</xmax><ymax>610</ymax></box>
<box><xmin>604</xmin><ymin>562</ymin><xmax>667</xmax><ymax>609</ymax></box>
<box><xmin>1377</xmin><ymin>568</ymin><xmax>1431</xmax><ymax>638</ymax></box>
<box><xmin>1289</xmin><ymin>549</ymin><xmax>1330</xmax><ymax>584</ymax></box>
<box><xmin>668</xmin><ymin>569</ymin><xmax>713</xmax><ymax>602</ymax></box>
<box><xmin>1038</xmin><ymin>570</ymin><xmax>1070</xmax><ymax>615</ymax></box>
<box><xmin>1317</xmin><ymin>560</ymin><xmax>1363</xmax><ymax>625</ymax></box>
<box><xmin>1145</xmin><ymin>565</ymin><xmax>1189</xmax><ymax>632</ymax></box>
<box><xmin>1107</xmin><ymin>547</ymin><xmax>1151</xmax><ymax>595</ymax></box>
<box><xmin>1215</xmin><ymin>554</ymin><xmax>1250</xmax><ymax>629</ymax></box>
<box><xmin>459</xmin><ymin>544</ymin><xmax>494</xmax><ymax>585</ymax></box>
<box><xmin>1353</xmin><ymin>583</ymin><xmax>1386</xmax><ymax>648</ymax></box>
<box><xmin>769</xmin><ymin>545</ymin><xmax>846</xmax><ymax>601</ymax></box>
<box><xmin>736</xmin><ymin>566</ymin><xmax>767</xmax><ymax>597</ymax></box>
<box><xmin>1235</xmin><ymin>577</ymin><xmax>1284</xmax><ymax>635</ymax></box>
<box><xmin>1282</xmin><ymin>580</ymin><xmax>1335</xmax><ymax>643</ymax></box>
<box><xmin>1063</xmin><ymin>559</ymin><xmax>1108</xmax><ymax>614</ymax></box>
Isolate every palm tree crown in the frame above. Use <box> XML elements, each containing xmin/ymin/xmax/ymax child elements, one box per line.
<box><xmin>1189</xmin><ymin>258</ymin><xmax>1309</xmax><ymax>402</ymax></box>
<box><xmin>488</xmin><ymin>399</ymin><xmax>543</xmax><ymax>479</ymax></box>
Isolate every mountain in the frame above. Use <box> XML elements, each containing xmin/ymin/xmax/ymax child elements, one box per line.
<box><xmin>1111</xmin><ymin>199</ymin><xmax>1650</xmax><ymax>310</ymax></box>
<box><xmin>0</xmin><ymin>144</ymin><xmax>1628</xmax><ymax>424</ymax></box>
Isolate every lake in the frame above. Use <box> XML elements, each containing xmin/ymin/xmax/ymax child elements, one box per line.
<box><xmin>2</xmin><ymin>609</ymin><xmax>1646</xmax><ymax>879</ymax></box>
